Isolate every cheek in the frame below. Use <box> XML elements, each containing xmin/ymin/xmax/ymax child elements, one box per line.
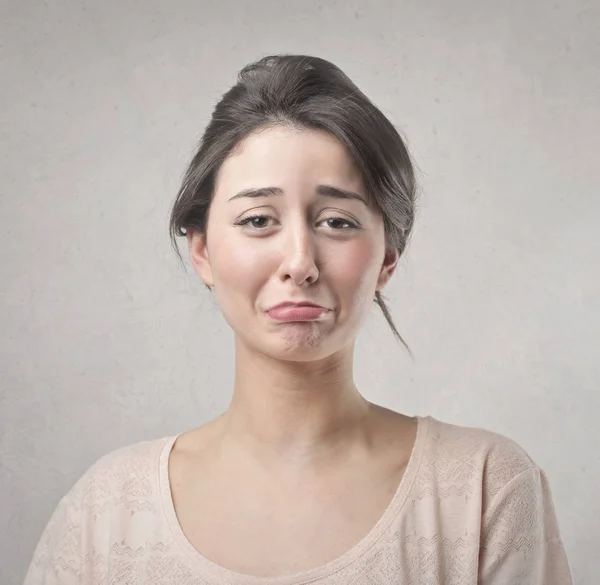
<box><xmin>210</xmin><ymin>235</ymin><xmax>268</xmax><ymax>298</ymax></box>
<box><xmin>328</xmin><ymin>239</ymin><xmax>382</xmax><ymax>303</ymax></box>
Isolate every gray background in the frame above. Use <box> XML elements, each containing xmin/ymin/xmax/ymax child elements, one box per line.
<box><xmin>1</xmin><ymin>1</ymin><xmax>598</xmax><ymax>583</ymax></box>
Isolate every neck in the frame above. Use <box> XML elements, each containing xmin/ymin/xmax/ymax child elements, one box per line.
<box><xmin>215</xmin><ymin>336</ymin><xmax>372</xmax><ymax>469</ymax></box>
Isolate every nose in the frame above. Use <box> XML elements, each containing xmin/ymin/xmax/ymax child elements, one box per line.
<box><xmin>277</xmin><ymin>221</ymin><xmax>319</xmax><ymax>286</ymax></box>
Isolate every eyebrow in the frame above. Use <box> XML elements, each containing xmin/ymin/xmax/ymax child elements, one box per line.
<box><xmin>227</xmin><ymin>185</ymin><xmax>368</xmax><ymax>205</ymax></box>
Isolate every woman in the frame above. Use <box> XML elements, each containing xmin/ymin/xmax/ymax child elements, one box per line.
<box><xmin>24</xmin><ymin>54</ymin><xmax>573</xmax><ymax>584</ymax></box>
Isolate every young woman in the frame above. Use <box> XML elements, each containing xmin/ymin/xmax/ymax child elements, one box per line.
<box><xmin>24</xmin><ymin>54</ymin><xmax>573</xmax><ymax>584</ymax></box>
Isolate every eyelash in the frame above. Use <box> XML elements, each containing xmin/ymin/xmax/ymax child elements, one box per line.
<box><xmin>234</xmin><ymin>214</ymin><xmax>360</xmax><ymax>231</ymax></box>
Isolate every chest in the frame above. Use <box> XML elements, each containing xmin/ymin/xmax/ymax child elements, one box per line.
<box><xmin>168</xmin><ymin>456</ymin><xmax>409</xmax><ymax>578</ymax></box>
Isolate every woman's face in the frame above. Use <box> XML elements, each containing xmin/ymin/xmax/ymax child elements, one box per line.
<box><xmin>188</xmin><ymin>125</ymin><xmax>398</xmax><ymax>361</ymax></box>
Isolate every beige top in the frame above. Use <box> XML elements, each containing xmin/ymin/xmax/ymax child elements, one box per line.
<box><xmin>23</xmin><ymin>415</ymin><xmax>573</xmax><ymax>584</ymax></box>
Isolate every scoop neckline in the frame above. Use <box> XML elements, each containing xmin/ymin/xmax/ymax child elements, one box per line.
<box><xmin>159</xmin><ymin>414</ymin><xmax>430</xmax><ymax>585</ymax></box>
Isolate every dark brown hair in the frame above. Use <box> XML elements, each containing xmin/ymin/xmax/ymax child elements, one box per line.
<box><xmin>169</xmin><ymin>54</ymin><xmax>418</xmax><ymax>354</ymax></box>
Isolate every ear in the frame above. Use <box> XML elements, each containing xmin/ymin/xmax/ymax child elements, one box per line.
<box><xmin>187</xmin><ymin>229</ymin><xmax>214</xmax><ymax>287</ymax></box>
<box><xmin>376</xmin><ymin>247</ymin><xmax>399</xmax><ymax>292</ymax></box>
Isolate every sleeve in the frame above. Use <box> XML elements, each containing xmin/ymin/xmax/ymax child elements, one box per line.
<box><xmin>22</xmin><ymin>484</ymin><xmax>83</xmax><ymax>585</ymax></box>
<box><xmin>478</xmin><ymin>466</ymin><xmax>573</xmax><ymax>585</ymax></box>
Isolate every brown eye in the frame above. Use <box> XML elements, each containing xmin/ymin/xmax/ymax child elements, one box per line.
<box><xmin>324</xmin><ymin>217</ymin><xmax>358</xmax><ymax>230</ymax></box>
<box><xmin>235</xmin><ymin>215</ymin><xmax>271</xmax><ymax>229</ymax></box>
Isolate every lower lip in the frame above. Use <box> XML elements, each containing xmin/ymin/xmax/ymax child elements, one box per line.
<box><xmin>266</xmin><ymin>306</ymin><xmax>330</xmax><ymax>322</ymax></box>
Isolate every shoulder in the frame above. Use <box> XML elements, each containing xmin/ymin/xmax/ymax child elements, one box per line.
<box><xmin>24</xmin><ymin>434</ymin><xmax>178</xmax><ymax>583</ymax></box>
<box><xmin>65</xmin><ymin>434</ymin><xmax>176</xmax><ymax>511</ymax></box>
<box><xmin>418</xmin><ymin>415</ymin><xmax>538</xmax><ymax>502</ymax></box>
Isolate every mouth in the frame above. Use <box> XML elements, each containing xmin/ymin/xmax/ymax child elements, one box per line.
<box><xmin>264</xmin><ymin>302</ymin><xmax>332</xmax><ymax>322</ymax></box>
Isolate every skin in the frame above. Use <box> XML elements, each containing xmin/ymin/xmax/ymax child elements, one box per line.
<box><xmin>185</xmin><ymin>123</ymin><xmax>411</xmax><ymax>474</ymax></box>
<box><xmin>174</xmin><ymin>125</ymin><xmax>417</xmax><ymax>575</ymax></box>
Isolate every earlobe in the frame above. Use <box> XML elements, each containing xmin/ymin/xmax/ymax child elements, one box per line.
<box><xmin>187</xmin><ymin>230</ymin><xmax>214</xmax><ymax>287</ymax></box>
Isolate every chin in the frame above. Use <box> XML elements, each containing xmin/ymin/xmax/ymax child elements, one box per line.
<box><xmin>258</xmin><ymin>323</ymin><xmax>351</xmax><ymax>362</ymax></box>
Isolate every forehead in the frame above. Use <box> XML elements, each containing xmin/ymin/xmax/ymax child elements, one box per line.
<box><xmin>214</xmin><ymin>126</ymin><xmax>365</xmax><ymax>196</ymax></box>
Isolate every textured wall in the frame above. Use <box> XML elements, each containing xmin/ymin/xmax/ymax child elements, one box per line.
<box><xmin>1</xmin><ymin>1</ymin><xmax>598</xmax><ymax>583</ymax></box>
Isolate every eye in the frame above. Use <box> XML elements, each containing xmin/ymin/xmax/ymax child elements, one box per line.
<box><xmin>323</xmin><ymin>217</ymin><xmax>359</xmax><ymax>230</ymax></box>
<box><xmin>234</xmin><ymin>214</ymin><xmax>272</xmax><ymax>229</ymax></box>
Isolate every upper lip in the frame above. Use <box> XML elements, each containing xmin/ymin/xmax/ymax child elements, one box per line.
<box><xmin>266</xmin><ymin>301</ymin><xmax>329</xmax><ymax>311</ymax></box>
